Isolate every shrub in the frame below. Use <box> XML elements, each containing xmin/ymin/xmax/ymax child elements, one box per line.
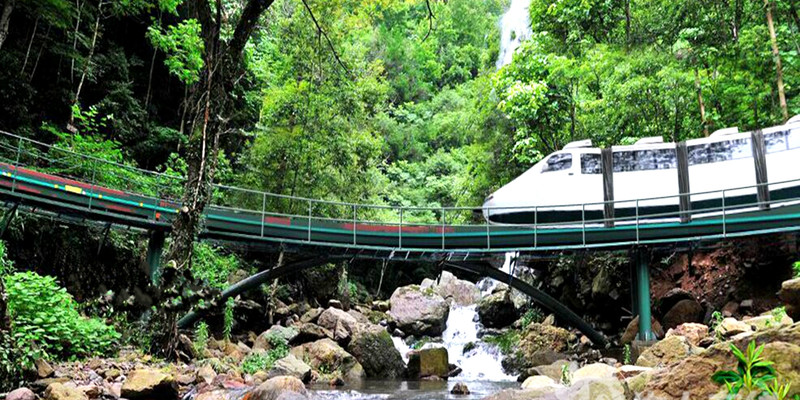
<box><xmin>240</xmin><ymin>333</ymin><xmax>289</xmax><ymax>374</ymax></box>
<box><xmin>793</xmin><ymin>261</ymin><xmax>800</xmax><ymax>279</ymax></box>
<box><xmin>484</xmin><ymin>330</ymin><xmax>521</xmax><ymax>355</ymax></box>
<box><xmin>5</xmin><ymin>271</ymin><xmax>120</xmax><ymax>367</ymax></box>
<box><xmin>191</xmin><ymin>243</ymin><xmax>242</xmax><ymax>290</ymax></box>
<box><xmin>194</xmin><ymin>322</ymin><xmax>209</xmax><ymax>358</ymax></box>
<box><xmin>520</xmin><ymin>308</ymin><xmax>544</xmax><ymax>328</ymax></box>
<box><xmin>223</xmin><ymin>297</ymin><xmax>234</xmax><ymax>341</ymax></box>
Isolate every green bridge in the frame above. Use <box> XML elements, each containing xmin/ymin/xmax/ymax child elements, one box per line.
<box><xmin>1</xmin><ymin>130</ymin><xmax>799</xmax><ymax>347</ymax></box>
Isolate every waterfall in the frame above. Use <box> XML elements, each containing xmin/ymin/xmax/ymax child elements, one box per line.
<box><xmin>496</xmin><ymin>0</ymin><xmax>533</xmax><ymax>68</ymax></box>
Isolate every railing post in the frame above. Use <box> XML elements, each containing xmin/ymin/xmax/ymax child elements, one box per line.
<box><xmin>533</xmin><ymin>206</ymin><xmax>538</xmax><ymax>248</ymax></box>
<box><xmin>399</xmin><ymin>207</ymin><xmax>403</xmax><ymax>248</ymax></box>
<box><xmin>635</xmin><ymin>199</ymin><xmax>640</xmax><ymax>243</ymax></box>
<box><xmin>88</xmin><ymin>160</ymin><xmax>97</xmax><ymax>210</ymax></box>
<box><xmin>581</xmin><ymin>204</ymin><xmax>586</xmax><ymax>246</ymax></box>
<box><xmin>441</xmin><ymin>207</ymin><xmax>446</xmax><ymax>250</ymax></box>
<box><xmin>722</xmin><ymin>190</ymin><xmax>726</xmax><ymax>238</ymax></box>
<box><xmin>486</xmin><ymin>223</ymin><xmax>491</xmax><ymax>250</ymax></box>
<box><xmin>352</xmin><ymin>204</ymin><xmax>357</xmax><ymax>245</ymax></box>
<box><xmin>635</xmin><ymin>248</ymin><xmax>655</xmax><ymax>341</ymax></box>
<box><xmin>11</xmin><ymin>137</ymin><xmax>22</xmax><ymax>193</ymax></box>
<box><xmin>260</xmin><ymin>192</ymin><xmax>266</xmax><ymax>237</ymax></box>
<box><xmin>307</xmin><ymin>200</ymin><xmax>312</xmax><ymax>242</ymax></box>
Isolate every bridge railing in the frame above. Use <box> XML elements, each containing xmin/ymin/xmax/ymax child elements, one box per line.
<box><xmin>1</xmin><ymin>130</ymin><xmax>799</xmax><ymax>250</ymax></box>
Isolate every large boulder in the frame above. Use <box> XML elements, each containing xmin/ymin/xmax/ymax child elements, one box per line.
<box><xmin>121</xmin><ymin>369</ymin><xmax>178</xmax><ymax>400</ymax></box>
<box><xmin>572</xmin><ymin>363</ymin><xmax>617</xmax><ymax>381</ymax></box>
<box><xmin>521</xmin><ymin>375</ymin><xmax>560</xmax><ymax>390</ymax></box>
<box><xmin>621</xmin><ymin>315</ymin><xmax>665</xmax><ymax>344</ymax></box>
<box><xmin>421</xmin><ymin>271</ymin><xmax>481</xmax><ymax>306</ymax></box>
<box><xmin>388</xmin><ymin>285</ymin><xmax>449</xmax><ymax>337</ymax></box>
<box><xmin>346</xmin><ymin>324</ymin><xmax>406</xmax><ymax>379</ymax></box>
<box><xmin>247</xmin><ymin>376</ymin><xmax>309</xmax><ymax>400</ymax></box>
<box><xmin>557</xmin><ymin>378</ymin><xmax>627</xmax><ymax>400</ymax></box>
<box><xmin>718</xmin><ymin>317</ymin><xmax>752</xmax><ymax>337</ymax></box>
<box><xmin>477</xmin><ymin>289</ymin><xmax>519</xmax><ymax>328</ymax></box>
<box><xmin>7</xmin><ymin>388</ymin><xmax>35</xmax><ymax>400</ymax></box>
<box><xmin>407</xmin><ymin>347</ymin><xmax>449</xmax><ymax>379</ymax></box>
<box><xmin>292</xmin><ymin>323</ymin><xmax>333</xmax><ymax>344</ymax></box>
<box><xmin>636</xmin><ymin>335</ymin><xmax>697</xmax><ymax>368</ymax></box>
<box><xmin>779</xmin><ymin>278</ymin><xmax>800</xmax><ymax>320</ymax></box>
<box><xmin>665</xmin><ymin>322</ymin><xmax>709</xmax><ymax>347</ymax></box>
<box><xmin>501</xmin><ymin>323</ymin><xmax>573</xmax><ymax>377</ymax></box>
<box><xmin>289</xmin><ymin>338</ymin><xmax>365</xmax><ymax>382</ymax></box>
<box><xmin>661</xmin><ymin>299</ymin><xmax>704</xmax><ymax>330</ymax></box>
<box><xmin>267</xmin><ymin>354</ymin><xmax>312</xmax><ymax>383</ymax></box>
<box><xmin>43</xmin><ymin>384</ymin><xmax>87</xmax><ymax>400</ymax></box>
<box><xmin>255</xmin><ymin>326</ymin><xmax>299</xmax><ymax>350</ymax></box>
<box><xmin>317</xmin><ymin>307</ymin><xmax>360</xmax><ymax>344</ymax></box>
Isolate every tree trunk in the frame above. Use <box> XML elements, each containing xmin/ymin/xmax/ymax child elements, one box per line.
<box><xmin>694</xmin><ymin>68</ymin><xmax>708</xmax><ymax>136</ymax></box>
<box><xmin>625</xmin><ymin>0</ymin><xmax>631</xmax><ymax>44</ymax></box>
<box><xmin>0</xmin><ymin>0</ymin><xmax>15</xmax><ymax>51</ymax></box>
<box><xmin>20</xmin><ymin>15</ymin><xmax>38</xmax><ymax>74</ymax></box>
<box><xmin>764</xmin><ymin>0</ymin><xmax>789</xmax><ymax>122</ymax></box>
<box><xmin>29</xmin><ymin>23</ymin><xmax>51</xmax><ymax>81</ymax></box>
<box><xmin>71</xmin><ymin>0</ymin><xmax>83</xmax><ymax>84</ymax></box>
<box><xmin>71</xmin><ymin>0</ymin><xmax>102</xmax><ymax>124</ymax></box>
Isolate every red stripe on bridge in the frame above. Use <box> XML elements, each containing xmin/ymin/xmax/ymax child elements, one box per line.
<box><xmin>0</xmin><ymin>163</ymin><xmax>128</xmax><ymax>197</ymax></box>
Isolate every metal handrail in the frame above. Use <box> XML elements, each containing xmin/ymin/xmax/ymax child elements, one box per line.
<box><xmin>2</xmin><ymin>129</ymin><xmax>800</xmax><ymax>251</ymax></box>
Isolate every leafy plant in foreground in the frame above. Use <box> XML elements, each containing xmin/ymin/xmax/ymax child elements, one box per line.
<box><xmin>194</xmin><ymin>322</ymin><xmax>209</xmax><ymax>358</ymax></box>
<box><xmin>711</xmin><ymin>341</ymin><xmax>776</xmax><ymax>398</ymax></box>
<box><xmin>710</xmin><ymin>311</ymin><xmax>725</xmax><ymax>341</ymax></box>
<box><xmin>223</xmin><ymin>297</ymin><xmax>234</xmax><ymax>342</ymax></box>
<box><xmin>5</xmin><ymin>271</ymin><xmax>120</xmax><ymax>367</ymax></box>
<box><xmin>623</xmin><ymin>344</ymin><xmax>631</xmax><ymax>365</ymax></box>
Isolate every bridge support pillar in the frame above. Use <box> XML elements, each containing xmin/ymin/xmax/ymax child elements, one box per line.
<box><xmin>634</xmin><ymin>248</ymin><xmax>656</xmax><ymax>341</ymax></box>
<box><xmin>146</xmin><ymin>231</ymin><xmax>165</xmax><ymax>285</ymax></box>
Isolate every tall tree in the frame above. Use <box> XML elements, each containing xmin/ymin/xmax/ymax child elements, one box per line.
<box><xmin>764</xmin><ymin>0</ymin><xmax>788</xmax><ymax>122</ymax></box>
<box><xmin>0</xmin><ymin>0</ymin><xmax>15</xmax><ymax>51</ymax></box>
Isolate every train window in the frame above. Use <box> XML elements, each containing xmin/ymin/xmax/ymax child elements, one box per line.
<box><xmin>688</xmin><ymin>138</ymin><xmax>752</xmax><ymax>165</ymax></box>
<box><xmin>612</xmin><ymin>149</ymin><xmax>676</xmax><ymax>172</ymax></box>
<box><xmin>581</xmin><ymin>154</ymin><xmax>601</xmax><ymax>174</ymax></box>
<box><xmin>541</xmin><ymin>153</ymin><xmax>572</xmax><ymax>172</ymax></box>
<box><xmin>765</xmin><ymin>130</ymin><xmax>788</xmax><ymax>153</ymax></box>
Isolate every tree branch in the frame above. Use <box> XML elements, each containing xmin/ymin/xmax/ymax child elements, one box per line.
<box><xmin>229</xmin><ymin>0</ymin><xmax>275</xmax><ymax>59</ymax></box>
<box><xmin>299</xmin><ymin>0</ymin><xmax>351</xmax><ymax>77</ymax></box>
<box><xmin>423</xmin><ymin>0</ymin><xmax>435</xmax><ymax>42</ymax></box>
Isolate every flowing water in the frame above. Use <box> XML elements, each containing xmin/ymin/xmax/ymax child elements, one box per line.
<box><xmin>496</xmin><ymin>0</ymin><xmax>533</xmax><ymax>68</ymax></box>
<box><xmin>314</xmin><ymin>2</ymin><xmax>533</xmax><ymax>397</ymax></box>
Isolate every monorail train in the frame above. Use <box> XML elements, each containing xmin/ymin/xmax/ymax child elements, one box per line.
<box><xmin>483</xmin><ymin>115</ymin><xmax>800</xmax><ymax>225</ymax></box>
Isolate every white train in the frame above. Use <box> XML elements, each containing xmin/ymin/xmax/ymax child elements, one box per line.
<box><xmin>483</xmin><ymin>115</ymin><xmax>800</xmax><ymax>225</ymax></box>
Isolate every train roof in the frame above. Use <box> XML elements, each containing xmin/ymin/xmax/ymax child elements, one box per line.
<box><xmin>558</xmin><ymin>115</ymin><xmax>800</xmax><ymax>154</ymax></box>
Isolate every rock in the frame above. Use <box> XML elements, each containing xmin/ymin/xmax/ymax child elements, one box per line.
<box><xmin>532</xmin><ymin>359</ymin><xmax>577</xmax><ymax>382</ymax></box>
<box><xmin>255</xmin><ymin>326</ymin><xmax>299</xmax><ymax>350</ymax></box>
<box><xmin>7</xmin><ymin>388</ymin><xmax>36</xmax><ymax>400</ymax></box>
<box><xmin>388</xmin><ymin>285</ymin><xmax>450</xmax><ymax>337</ymax></box>
<box><xmin>572</xmin><ymin>363</ymin><xmax>617</xmax><ymax>381</ymax></box>
<box><xmin>407</xmin><ymin>347</ymin><xmax>449</xmax><ymax>379</ymax></box>
<box><xmin>557</xmin><ymin>378</ymin><xmax>627</xmax><ymax>400</ymax></box>
<box><xmin>481</xmin><ymin>388</ymin><xmax>557</xmax><ymax>400</ymax></box>
<box><xmin>268</xmin><ymin>354</ymin><xmax>312</xmax><ymax>383</ymax></box>
<box><xmin>621</xmin><ymin>315</ymin><xmax>664</xmax><ymax>344</ymax></box>
<box><xmin>346</xmin><ymin>324</ymin><xmax>405</xmax><ymax>379</ymax></box>
<box><xmin>658</xmin><ymin>288</ymin><xmax>695</xmax><ymax>313</ymax></box>
<box><xmin>372</xmin><ymin>300</ymin><xmax>390</xmax><ymax>312</ymax></box>
<box><xmin>300</xmin><ymin>308</ymin><xmax>323</xmax><ymax>324</ymax></box>
<box><xmin>642</xmin><ymin>353</ymin><xmax>728</xmax><ymax>399</ymax></box>
<box><xmin>518</xmin><ymin>323</ymin><xmax>573</xmax><ymax>358</ymax></box>
<box><xmin>521</xmin><ymin>375</ymin><xmax>559</xmax><ymax>390</ymax></box>
<box><xmin>451</xmin><ymin>382</ymin><xmax>470</xmax><ymax>395</ymax></box>
<box><xmin>721</xmin><ymin>301</ymin><xmax>739</xmax><ymax>317</ymax></box>
<box><xmin>718</xmin><ymin>317</ymin><xmax>752</xmax><ymax>337</ymax></box>
<box><xmin>247</xmin><ymin>376</ymin><xmax>309</xmax><ymax>400</ymax></box>
<box><xmin>662</xmin><ymin>299</ymin><xmax>704</xmax><ymax>330</ymax></box>
<box><xmin>30</xmin><ymin>378</ymin><xmax>71</xmax><ymax>392</ymax></box>
<box><xmin>35</xmin><ymin>359</ymin><xmax>55</xmax><ymax>378</ymax></box>
<box><xmin>292</xmin><ymin>323</ymin><xmax>333</xmax><ymax>344</ymax></box>
<box><xmin>616</xmin><ymin>365</ymin><xmax>652</xmax><ymax>380</ymax></box>
<box><xmin>121</xmin><ymin>369</ymin><xmax>179</xmax><ymax>400</ymax></box>
<box><xmin>289</xmin><ymin>338</ymin><xmax>365</xmax><ymax>382</ymax></box>
<box><xmin>329</xmin><ymin>377</ymin><xmax>345</xmax><ymax>386</ymax></box>
<box><xmin>636</xmin><ymin>335</ymin><xmax>696</xmax><ymax>368</ymax></box>
<box><xmin>317</xmin><ymin>307</ymin><xmax>360</xmax><ymax>343</ymax></box>
<box><xmin>428</xmin><ymin>271</ymin><xmax>481</xmax><ymax>306</ymax></box>
<box><xmin>739</xmin><ymin>299</ymin><xmax>754</xmax><ymax>311</ymax></box>
<box><xmin>328</xmin><ymin>299</ymin><xmax>343</xmax><ymax>310</ymax></box>
<box><xmin>477</xmin><ymin>289</ymin><xmax>518</xmax><ymax>328</ymax></box>
<box><xmin>780</xmin><ymin>278</ymin><xmax>800</xmax><ymax>318</ymax></box>
<box><xmin>197</xmin><ymin>365</ymin><xmax>217</xmax><ymax>384</ymax></box>
<box><xmin>744</xmin><ymin>314</ymin><xmax>793</xmax><ymax>331</ymax></box>
<box><xmin>665</xmin><ymin>322</ymin><xmax>709</xmax><ymax>346</ymax></box>
<box><xmin>625</xmin><ymin>367</ymin><xmax>655</xmax><ymax>394</ymax></box>
<box><xmin>44</xmin><ymin>383</ymin><xmax>88</xmax><ymax>400</ymax></box>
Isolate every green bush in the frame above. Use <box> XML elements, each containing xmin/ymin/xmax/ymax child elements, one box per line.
<box><xmin>191</xmin><ymin>243</ymin><xmax>242</xmax><ymax>290</ymax></box>
<box><xmin>484</xmin><ymin>330</ymin><xmax>521</xmax><ymax>355</ymax></box>
<box><xmin>240</xmin><ymin>333</ymin><xmax>289</xmax><ymax>374</ymax></box>
<box><xmin>520</xmin><ymin>308</ymin><xmax>544</xmax><ymax>328</ymax></box>
<box><xmin>5</xmin><ymin>271</ymin><xmax>120</xmax><ymax>367</ymax></box>
<box><xmin>793</xmin><ymin>261</ymin><xmax>800</xmax><ymax>279</ymax></box>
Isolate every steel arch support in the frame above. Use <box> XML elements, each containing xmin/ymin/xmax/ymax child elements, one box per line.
<box><xmin>177</xmin><ymin>256</ymin><xmax>342</xmax><ymax>329</ymax></box>
<box><xmin>444</xmin><ymin>261</ymin><xmax>608</xmax><ymax>347</ymax></box>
